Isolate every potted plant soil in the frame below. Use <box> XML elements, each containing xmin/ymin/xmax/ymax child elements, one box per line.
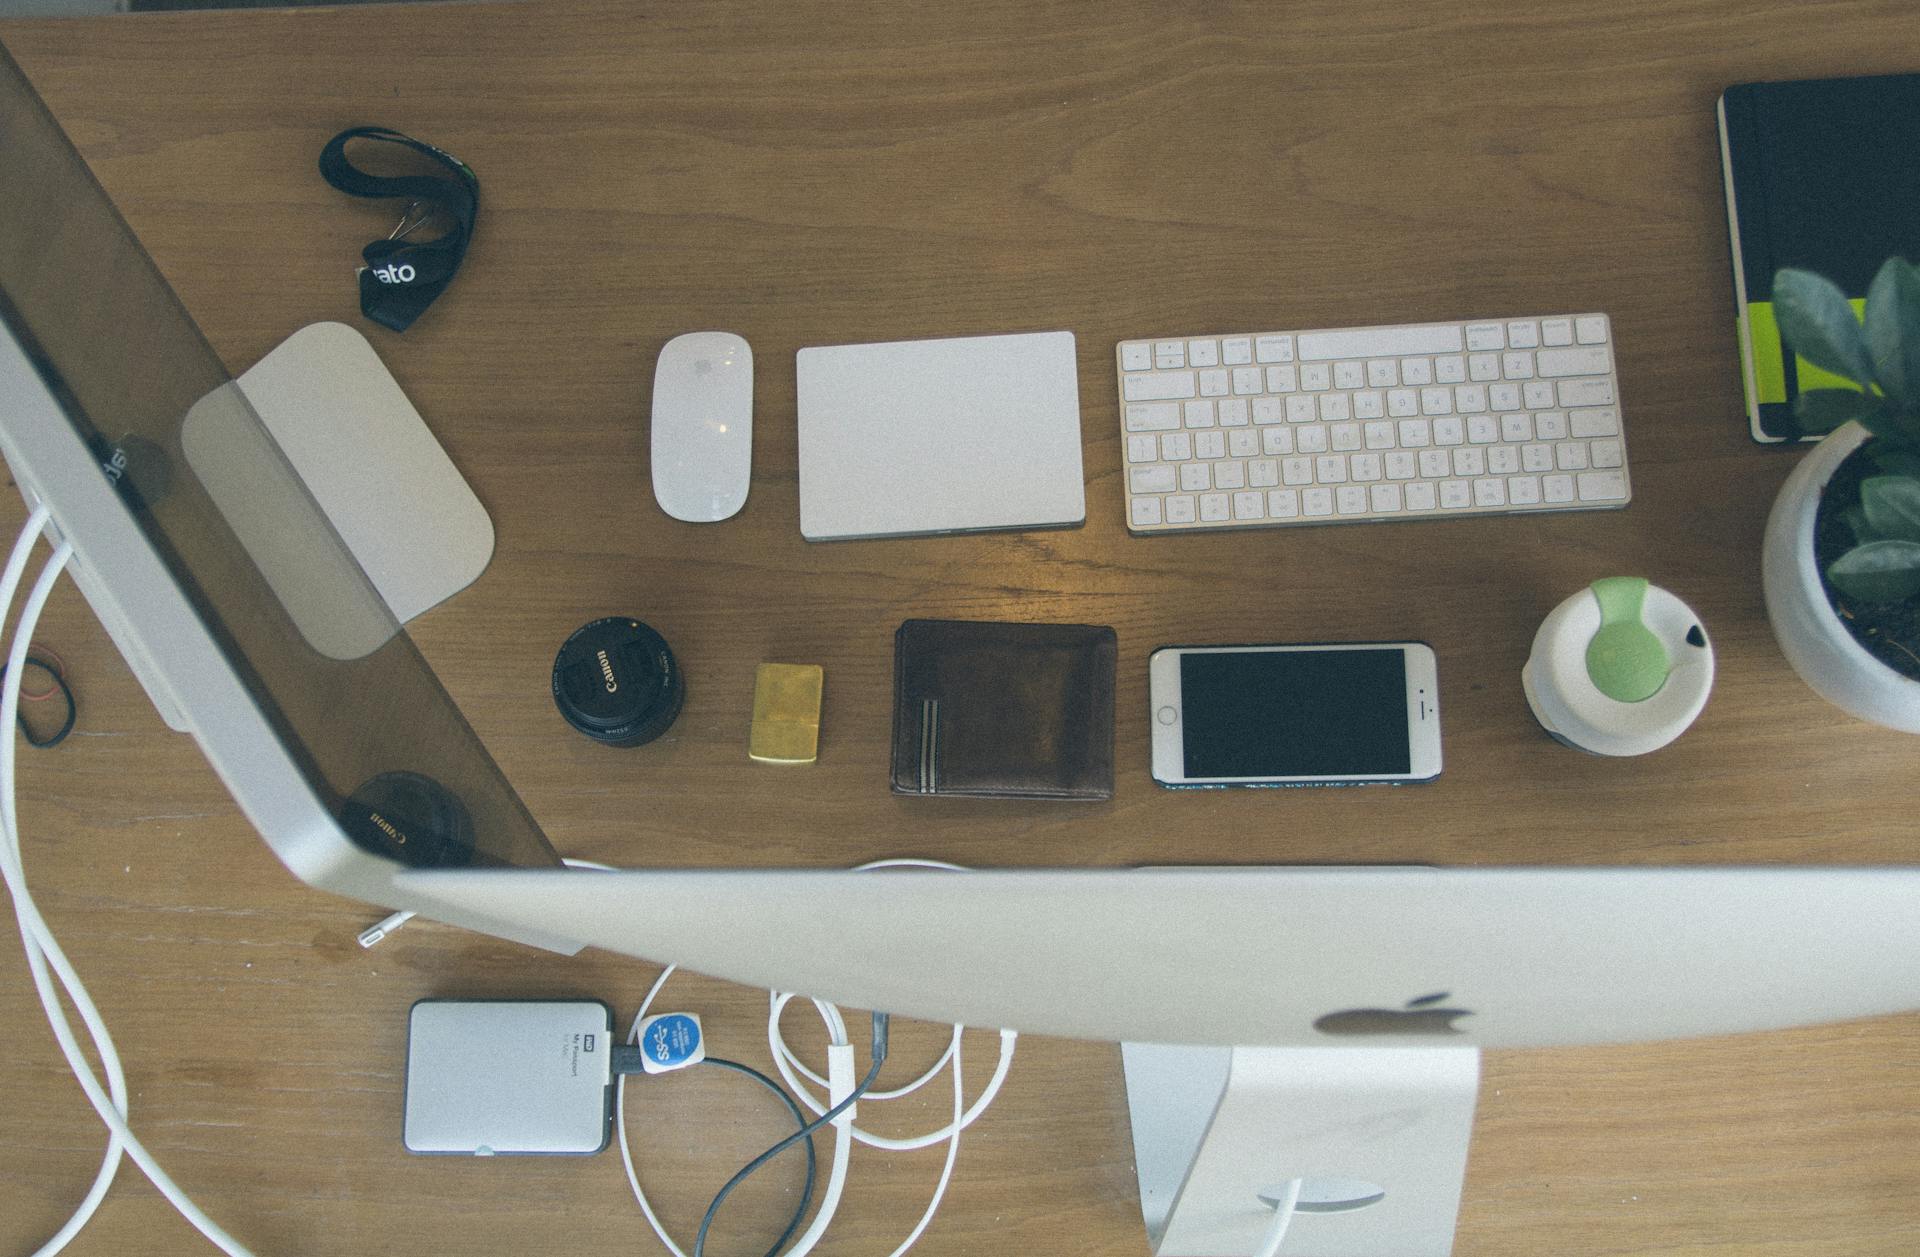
<box><xmin>1761</xmin><ymin>257</ymin><xmax>1920</xmax><ymax>732</ymax></box>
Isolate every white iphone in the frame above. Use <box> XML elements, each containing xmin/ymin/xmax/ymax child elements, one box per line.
<box><xmin>1149</xmin><ymin>642</ymin><xmax>1441</xmax><ymax>787</ymax></box>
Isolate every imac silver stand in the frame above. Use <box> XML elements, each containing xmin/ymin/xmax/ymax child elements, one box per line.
<box><xmin>1122</xmin><ymin>1044</ymin><xmax>1480</xmax><ymax>1257</ymax></box>
<box><xmin>80</xmin><ymin>321</ymin><xmax>495</xmax><ymax>728</ymax></box>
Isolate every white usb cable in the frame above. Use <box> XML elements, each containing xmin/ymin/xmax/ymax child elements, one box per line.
<box><xmin>0</xmin><ymin>510</ymin><xmax>255</xmax><ymax>1256</ymax></box>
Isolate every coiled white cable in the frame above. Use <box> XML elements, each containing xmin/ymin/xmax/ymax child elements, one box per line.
<box><xmin>0</xmin><ymin>512</ymin><xmax>254</xmax><ymax>1256</ymax></box>
<box><xmin>619</xmin><ymin>859</ymin><xmax>1017</xmax><ymax>1257</ymax></box>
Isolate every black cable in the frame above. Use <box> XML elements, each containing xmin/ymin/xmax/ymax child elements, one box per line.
<box><xmin>694</xmin><ymin>1013</ymin><xmax>891</xmax><ymax>1257</ymax></box>
<box><xmin>699</xmin><ymin>1057</ymin><xmax>819</xmax><ymax>1257</ymax></box>
<box><xmin>3</xmin><ymin>654</ymin><xmax>75</xmax><ymax>748</ymax></box>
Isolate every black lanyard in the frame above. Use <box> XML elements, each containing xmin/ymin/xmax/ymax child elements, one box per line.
<box><xmin>317</xmin><ymin>127</ymin><xmax>480</xmax><ymax>332</ymax></box>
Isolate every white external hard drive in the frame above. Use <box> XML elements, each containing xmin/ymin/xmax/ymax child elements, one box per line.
<box><xmin>404</xmin><ymin>999</ymin><xmax>614</xmax><ymax>1155</ymax></box>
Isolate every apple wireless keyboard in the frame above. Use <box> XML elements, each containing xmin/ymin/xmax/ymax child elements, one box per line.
<box><xmin>1115</xmin><ymin>314</ymin><xmax>1631</xmax><ymax>533</ymax></box>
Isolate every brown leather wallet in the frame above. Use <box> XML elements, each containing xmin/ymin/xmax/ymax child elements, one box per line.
<box><xmin>890</xmin><ymin>619</ymin><xmax>1116</xmax><ymax>800</ymax></box>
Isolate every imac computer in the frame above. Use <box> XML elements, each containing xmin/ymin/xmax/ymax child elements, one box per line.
<box><xmin>4</xmin><ymin>45</ymin><xmax>1919</xmax><ymax>1257</ymax></box>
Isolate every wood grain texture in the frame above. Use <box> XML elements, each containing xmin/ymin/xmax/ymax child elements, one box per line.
<box><xmin>0</xmin><ymin>1</ymin><xmax>1917</xmax><ymax>1253</ymax></box>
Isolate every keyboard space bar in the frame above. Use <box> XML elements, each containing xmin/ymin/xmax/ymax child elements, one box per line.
<box><xmin>1297</xmin><ymin>325</ymin><xmax>1465</xmax><ymax>360</ymax></box>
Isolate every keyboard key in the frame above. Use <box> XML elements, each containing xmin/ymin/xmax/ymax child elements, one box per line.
<box><xmin>1222</xmin><ymin>337</ymin><xmax>1254</xmax><ymax>364</ymax></box>
<box><xmin>1468</xmin><ymin>353</ymin><xmax>1500</xmax><ymax>381</ymax></box>
<box><xmin>1591</xmin><ymin>439</ymin><xmax>1623</xmax><ymax>469</ymax></box>
<box><xmin>1421</xmin><ymin>387</ymin><xmax>1452</xmax><ymax>416</ymax></box>
<box><xmin>1501</xmin><ymin>413</ymin><xmax>1534</xmax><ymax>443</ymax></box>
<box><xmin>1296</xmin><ymin>425</ymin><xmax>1328</xmax><ymax>453</ymax></box>
<box><xmin>1556</xmin><ymin>443</ymin><xmax>1589</xmax><ymax>470</ymax></box>
<box><xmin>1131</xmin><ymin>465</ymin><xmax>1178</xmax><ymax>493</ymax></box>
<box><xmin>1201</xmin><ymin>492</ymin><xmax>1231</xmax><ymax>521</ymax></box>
<box><xmin>1302</xmin><ymin>487</ymin><xmax>1334</xmax><ymax>516</ymax></box>
<box><xmin>1256</xmin><ymin>335</ymin><xmax>1295</xmax><ymax>363</ymax></box>
<box><xmin>1266</xmin><ymin>366</ymin><xmax>1297</xmax><ymax>392</ymax></box>
<box><xmin>1522</xmin><ymin>380</ymin><xmax>1557</xmax><ymax>409</ymax></box>
<box><xmin>1467</xmin><ymin>415</ymin><xmax>1498</xmax><ymax>443</ymax></box>
<box><xmin>1432</xmin><ymin>416</ymin><xmax>1465</xmax><ymax>446</ymax></box>
<box><xmin>1216</xmin><ymin>460</ymin><xmax>1246</xmax><ymax>489</ymax></box>
<box><xmin>1452</xmin><ymin>448</ymin><xmax>1486</xmax><ymax>477</ymax></box>
<box><xmin>1466</xmin><ymin>323</ymin><xmax>1505</xmax><ymax>350</ymax></box>
<box><xmin>1126</xmin><ymin>372</ymin><xmax>1194</xmax><ymax>401</ymax></box>
<box><xmin>1353</xmin><ymin>390</ymin><xmax>1385</xmax><ymax>419</ymax></box>
<box><xmin>1282</xmin><ymin>456</ymin><xmax>1313</xmax><ymax>485</ymax></box>
<box><xmin>1155</xmin><ymin>340</ymin><xmax>1185</xmax><ymax>365</ymax></box>
<box><xmin>1249</xmin><ymin>458</ymin><xmax>1279</xmax><ymax>487</ymax></box>
<box><xmin>1543</xmin><ymin>474</ymin><xmax>1575</xmax><ymax>503</ymax></box>
<box><xmin>1387</xmin><ymin>389</ymin><xmax>1419</xmax><ymax>417</ymax></box>
<box><xmin>1199</xmin><ymin>368</ymin><xmax>1230</xmax><ymax>396</ymax></box>
<box><xmin>1364</xmin><ymin>421</ymin><xmax>1396</xmax><ymax>449</ymax></box>
<box><xmin>1334</xmin><ymin>361</ymin><xmax>1366</xmax><ymax>389</ymax></box>
<box><xmin>1196</xmin><ymin>430</ymin><xmax>1226</xmax><ymax>459</ymax></box>
<box><xmin>1577</xmin><ymin>470</ymin><xmax>1627</xmax><ymax>501</ymax></box>
<box><xmin>1267</xmin><ymin>489</ymin><xmax>1299</xmax><ymax>517</ymax></box>
<box><xmin>1439</xmin><ymin>479</ymin><xmax>1471</xmax><ymax>508</ymax></box>
<box><xmin>1537</xmin><ymin>346</ymin><xmax>1610</xmax><ymax>377</ymax></box>
<box><xmin>1489</xmin><ymin>383</ymin><xmax>1521</xmax><ymax>410</ymax></box>
<box><xmin>1351</xmin><ymin>453</ymin><xmax>1383</xmax><ymax>482</ymax></box>
<box><xmin>1127</xmin><ymin>401</ymin><xmax>1181</xmax><ymax>431</ymax></box>
<box><xmin>1166</xmin><ymin>494</ymin><xmax>1196</xmax><ymax>523</ymax></box>
<box><xmin>1219</xmin><ymin>399</ymin><xmax>1250</xmax><ymax>426</ymax></box>
<box><xmin>1286</xmin><ymin>396</ymin><xmax>1317</xmax><ymax>422</ymax></box>
<box><xmin>1316</xmin><ymin>455</ymin><xmax>1348</xmax><ymax>483</ymax></box>
<box><xmin>1385</xmin><ymin>451</ymin><xmax>1417</xmax><ymax>479</ymax></box>
<box><xmin>1297</xmin><ymin>324</ymin><xmax>1463</xmax><ymax>360</ymax></box>
<box><xmin>1473</xmin><ymin>477</ymin><xmax>1507</xmax><ymax>507</ymax></box>
<box><xmin>1405</xmin><ymin>481</ymin><xmax>1436</xmax><ymax>510</ymax></box>
<box><xmin>1301</xmin><ymin>363</ymin><xmax>1332</xmax><ymax>390</ymax></box>
<box><xmin>1570</xmin><ymin>407</ymin><xmax>1620</xmax><ymax>438</ymax></box>
<box><xmin>1320</xmin><ymin>394</ymin><xmax>1352</xmax><ymax>422</ymax></box>
<box><xmin>1401</xmin><ymin>357</ymin><xmax>1434</xmax><ymax>385</ymax></box>
<box><xmin>1575</xmin><ymin>316</ymin><xmax>1608</xmax><ymax>344</ymax></box>
<box><xmin>1253</xmin><ymin>397</ymin><xmax>1284</xmax><ymax>423</ymax></box>
<box><xmin>1161</xmin><ymin>432</ymin><xmax>1192</xmax><ymax>460</ymax></box>
<box><xmin>1534</xmin><ymin>410</ymin><xmax>1568</xmax><ymax>440</ymax></box>
<box><xmin>1188</xmin><ymin>339</ymin><xmax>1219</xmax><ymax>367</ymax></box>
<box><xmin>1367</xmin><ymin>358</ymin><xmax>1399</xmax><ymax>387</ymax></box>
<box><xmin>1488</xmin><ymin>445</ymin><xmax>1519</xmax><ymax>475</ymax></box>
<box><xmin>1128</xmin><ymin>434</ymin><xmax>1159</xmax><ymax>462</ymax></box>
<box><xmin>1185</xmin><ymin>400</ymin><xmax>1216</xmax><ymax>428</ymax></box>
<box><xmin>1229</xmin><ymin>429</ymin><xmax>1259</xmax><ymax>457</ymax></box>
<box><xmin>1336</xmin><ymin>485</ymin><xmax>1369</xmax><ymax>514</ymax></box>
<box><xmin>1181</xmin><ymin>463</ymin><xmax>1212</xmax><ymax>491</ymax></box>
<box><xmin>1556</xmin><ymin>378</ymin><xmax>1614</xmax><ymax>407</ymax></box>
<box><xmin>1262</xmin><ymin>427</ymin><xmax>1294</xmax><ymax>455</ymax></box>
<box><xmin>1435</xmin><ymin>355</ymin><xmax>1467</xmax><ymax>383</ymax></box>
<box><xmin>1509</xmin><ymin>475</ymin><xmax>1541</xmax><ymax>505</ymax></box>
<box><xmin>1233</xmin><ymin>366</ymin><xmax>1263</xmax><ymax>394</ymax></box>
<box><xmin>1234</xmin><ymin>491</ymin><xmax>1265</xmax><ymax>520</ymax></box>
<box><xmin>1418</xmin><ymin>449</ymin><xmax>1450</xmax><ymax>478</ymax></box>
<box><xmin>1541</xmin><ymin>318</ymin><xmax>1574</xmax><ymax>346</ymax></box>
<box><xmin>1131</xmin><ymin>496</ymin><xmax>1163</xmax><ymax>526</ymax></box>
<box><xmin>1331</xmin><ymin>422</ymin><xmax>1362</xmax><ymax>451</ymax></box>
<box><xmin>1121</xmin><ymin>343</ymin><xmax>1152</xmax><ymax>371</ymax></box>
<box><xmin>1501</xmin><ymin>352</ymin><xmax>1535</xmax><ymax>379</ymax></box>
<box><xmin>1521</xmin><ymin>443</ymin><xmax>1554</xmax><ymax>472</ymax></box>
<box><xmin>1507</xmin><ymin>320</ymin><xmax>1539</xmax><ymax>349</ymax></box>
<box><xmin>1398</xmin><ymin>418</ymin><xmax>1432</xmax><ymax>446</ymax></box>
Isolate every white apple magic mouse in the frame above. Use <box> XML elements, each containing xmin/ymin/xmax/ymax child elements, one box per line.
<box><xmin>650</xmin><ymin>331</ymin><xmax>753</xmax><ymax>523</ymax></box>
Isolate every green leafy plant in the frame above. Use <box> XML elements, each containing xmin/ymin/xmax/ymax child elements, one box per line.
<box><xmin>1774</xmin><ymin>257</ymin><xmax>1920</xmax><ymax>603</ymax></box>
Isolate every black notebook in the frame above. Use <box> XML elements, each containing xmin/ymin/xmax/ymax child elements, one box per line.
<box><xmin>1718</xmin><ymin>71</ymin><xmax>1920</xmax><ymax>443</ymax></box>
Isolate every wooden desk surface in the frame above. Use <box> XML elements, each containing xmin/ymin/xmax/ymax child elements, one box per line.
<box><xmin>1</xmin><ymin>1</ymin><xmax>1917</xmax><ymax>1253</ymax></box>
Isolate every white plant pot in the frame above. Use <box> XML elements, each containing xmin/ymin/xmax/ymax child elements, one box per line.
<box><xmin>1761</xmin><ymin>421</ymin><xmax>1920</xmax><ymax>732</ymax></box>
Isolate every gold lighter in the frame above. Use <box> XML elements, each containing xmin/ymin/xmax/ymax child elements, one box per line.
<box><xmin>749</xmin><ymin>663</ymin><xmax>823</xmax><ymax>764</ymax></box>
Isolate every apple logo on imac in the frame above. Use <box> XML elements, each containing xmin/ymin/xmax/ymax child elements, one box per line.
<box><xmin>1314</xmin><ymin>992</ymin><xmax>1474</xmax><ymax>1036</ymax></box>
